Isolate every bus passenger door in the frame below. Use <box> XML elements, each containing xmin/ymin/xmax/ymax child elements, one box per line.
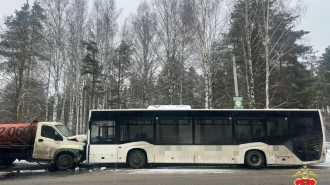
<box><xmin>88</xmin><ymin>121</ymin><xmax>118</xmax><ymax>163</ymax></box>
<box><xmin>265</xmin><ymin>113</ymin><xmax>293</xmax><ymax>164</ymax></box>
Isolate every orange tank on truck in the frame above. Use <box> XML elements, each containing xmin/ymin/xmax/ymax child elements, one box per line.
<box><xmin>0</xmin><ymin>121</ymin><xmax>38</xmax><ymax>145</ymax></box>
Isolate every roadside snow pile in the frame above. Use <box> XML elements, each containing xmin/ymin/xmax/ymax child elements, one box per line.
<box><xmin>13</xmin><ymin>160</ymin><xmax>30</xmax><ymax>165</ymax></box>
<box><xmin>11</xmin><ymin>169</ymin><xmax>47</xmax><ymax>173</ymax></box>
<box><xmin>13</xmin><ymin>160</ymin><xmax>48</xmax><ymax>166</ymax></box>
<box><xmin>127</xmin><ymin>169</ymin><xmax>237</xmax><ymax>175</ymax></box>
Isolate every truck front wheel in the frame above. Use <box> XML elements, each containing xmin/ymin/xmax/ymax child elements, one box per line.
<box><xmin>56</xmin><ymin>154</ymin><xmax>74</xmax><ymax>171</ymax></box>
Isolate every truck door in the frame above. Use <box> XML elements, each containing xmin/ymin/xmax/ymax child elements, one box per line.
<box><xmin>32</xmin><ymin>125</ymin><xmax>62</xmax><ymax>160</ymax></box>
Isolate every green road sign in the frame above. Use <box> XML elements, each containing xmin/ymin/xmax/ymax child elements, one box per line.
<box><xmin>233</xmin><ymin>97</ymin><xmax>243</xmax><ymax>109</ymax></box>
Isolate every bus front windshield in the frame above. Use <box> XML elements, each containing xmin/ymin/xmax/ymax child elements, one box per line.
<box><xmin>55</xmin><ymin>125</ymin><xmax>74</xmax><ymax>137</ymax></box>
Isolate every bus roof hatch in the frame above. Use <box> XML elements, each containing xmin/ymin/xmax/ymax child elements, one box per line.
<box><xmin>147</xmin><ymin>105</ymin><xmax>191</xmax><ymax>110</ymax></box>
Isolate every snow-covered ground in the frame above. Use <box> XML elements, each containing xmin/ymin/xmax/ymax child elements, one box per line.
<box><xmin>124</xmin><ymin>168</ymin><xmax>237</xmax><ymax>174</ymax></box>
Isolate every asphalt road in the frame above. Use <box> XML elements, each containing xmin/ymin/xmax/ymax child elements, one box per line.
<box><xmin>1</xmin><ymin>164</ymin><xmax>330</xmax><ymax>185</ymax></box>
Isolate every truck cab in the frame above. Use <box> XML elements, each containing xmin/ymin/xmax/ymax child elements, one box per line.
<box><xmin>31</xmin><ymin>122</ymin><xmax>86</xmax><ymax>170</ymax></box>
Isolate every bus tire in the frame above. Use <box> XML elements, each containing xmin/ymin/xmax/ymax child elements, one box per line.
<box><xmin>128</xmin><ymin>150</ymin><xmax>146</xmax><ymax>169</ymax></box>
<box><xmin>245</xmin><ymin>150</ymin><xmax>265</xmax><ymax>169</ymax></box>
<box><xmin>56</xmin><ymin>153</ymin><xmax>74</xmax><ymax>171</ymax></box>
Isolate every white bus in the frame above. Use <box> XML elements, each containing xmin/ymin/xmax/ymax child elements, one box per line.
<box><xmin>86</xmin><ymin>106</ymin><xmax>326</xmax><ymax>169</ymax></box>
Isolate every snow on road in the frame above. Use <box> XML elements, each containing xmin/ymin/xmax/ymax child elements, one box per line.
<box><xmin>125</xmin><ymin>168</ymin><xmax>237</xmax><ymax>175</ymax></box>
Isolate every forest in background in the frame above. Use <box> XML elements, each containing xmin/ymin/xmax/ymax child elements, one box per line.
<box><xmin>0</xmin><ymin>0</ymin><xmax>330</xmax><ymax>134</ymax></box>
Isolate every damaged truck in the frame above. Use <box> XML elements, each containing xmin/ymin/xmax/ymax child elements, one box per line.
<box><xmin>0</xmin><ymin>121</ymin><xmax>86</xmax><ymax>170</ymax></box>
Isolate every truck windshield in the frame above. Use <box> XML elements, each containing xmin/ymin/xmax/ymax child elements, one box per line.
<box><xmin>55</xmin><ymin>125</ymin><xmax>74</xmax><ymax>137</ymax></box>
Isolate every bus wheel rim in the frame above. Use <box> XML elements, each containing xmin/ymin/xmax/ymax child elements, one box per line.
<box><xmin>132</xmin><ymin>153</ymin><xmax>143</xmax><ymax>165</ymax></box>
<box><xmin>249</xmin><ymin>153</ymin><xmax>261</xmax><ymax>165</ymax></box>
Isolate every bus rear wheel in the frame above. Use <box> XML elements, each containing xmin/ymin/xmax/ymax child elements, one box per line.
<box><xmin>245</xmin><ymin>150</ymin><xmax>265</xmax><ymax>169</ymax></box>
<box><xmin>128</xmin><ymin>150</ymin><xmax>146</xmax><ymax>169</ymax></box>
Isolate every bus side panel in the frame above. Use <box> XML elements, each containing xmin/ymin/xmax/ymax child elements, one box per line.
<box><xmin>117</xmin><ymin>142</ymin><xmax>153</xmax><ymax>163</ymax></box>
<box><xmin>238</xmin><ymin>143</ymin><xmax>322</xmax><ymax>165</ymax></box>
<box><xmin>238</xmin><ymin>143</ymin><xmax>271</xmax><ymax>164</ymax></box>
<box><xmin>193</xmin><ymin>145</ymin><xmax>239</xmax><ymax>164</ymax></box>
<box><xmin>119</xmin><ymin>144</ymin><xmax>239</xmax><ymax>164</ymax></box>
<box><xmin>152</xmin><ymin>145</ymin><xmax>238</xmax><ymax>164</ymax></box>
<box><xmin>88</xmin><ymin>145</ymin><xmax>118</xmax><ymax>163</ymax></box>
<box><xmin>269</xmin><ymin>145</ymin><xmax>294</xmax><ymax>164</ymax></box>
<box><xmin>152</xmin><ymin>145</ymin><xmax>194</xmax><ymax>163</ymax></box>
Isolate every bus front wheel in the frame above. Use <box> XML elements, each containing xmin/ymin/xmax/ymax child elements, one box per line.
<box><xmin>245</xmin><ymin>150</ymin><xmax>265</xmax><ymax>169</ymax></box>
<box><xmin>128</xmin><ymin>150</ymin><xmax>146</xmax><ymax>169</ymax></box>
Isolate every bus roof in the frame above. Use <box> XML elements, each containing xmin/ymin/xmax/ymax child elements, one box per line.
<box><xmin>147</xmin><ymin>105</ymin><xmax>191</xmax><ymax>109</ymax></box>
<box><xmin>89</xmin><ymin>108</ymin><xmax>320</xmax><ymax>112</ymax></box>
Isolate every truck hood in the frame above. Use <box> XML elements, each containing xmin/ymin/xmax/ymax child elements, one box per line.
<box><xmin>68</xmin><ymin>134</ymin><xmax>87</xmax><ymax>143</ymax></box>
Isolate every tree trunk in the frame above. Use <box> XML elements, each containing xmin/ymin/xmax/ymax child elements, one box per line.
<box><xmin>244</xmin><ymin>1</ymin><xmax>256</xmax><ymax>109</ymax></box>
<box><xmin>16</xmin><ymin>62</ymin><xmax>24</xmax><ymax>122</ymax></box>
<box><xmin>68</xmin><ymin>90</ymin><xmax>74</xmax><ymax>131</ymax></box>
<box><xmin>264</xmin><ymin>0</ymin><xmax>270</xmax><ymax>109</ymax></box>
<box><xmin>53</xmin><ymin>49</ymin><xmax>60</xmax><ymax>122</ymax></box>
<box><xmin>242</xmin><ymin>42</ymin><xmax>251</xmax><ymax>104</ymax></box>
<box><xmin>118</xmin><ymin>58</ymin><xmax>121</xmax><ymax>109</ymax></box>
<box><xmin>203</xmin><ymin>53</ymin><xmax>212</xmax><ymax>109</ymax></box>
<box><xmin>53</xmin><ymin>75</ymin><xmax>59</xmax><ymax>121</ymax></box>
<box><xmin>45</xmin><ymin>65</ymin><xmax>51</xmax><ymax>121</ymax></box>
<box><xmin>60</xmin><ymin>75</ymin><xmax>67</xmax><ymax>123</ymax></box>
<box><xmin>90</xmin><ymin>74</ymin><xmax>95</xmax><ymax>110</ymax></box>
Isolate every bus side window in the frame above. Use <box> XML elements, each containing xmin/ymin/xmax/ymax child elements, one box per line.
<box><xmin>90</xmin><ymin>121</ymin><xmax>116</xmax><ymax>144</ymax></box>
<box><xmin>99</xmin><ymin>126</ymin><xmax>115</xmax><ymax>141</ymax></box>
<box><xmin>267</xmin><ymin>118</ymin><xmax>289</xmax><ymax>144</ymax></box>
<box><xmin>120</xmin><ymin>118</ymin><xmax>153</xmax><ymax>144</ymax></box>
<box><xmin>133</xmin><ymin>132</ymin><xmax>148</xmax><ymax>141</ymax></box>
<box><xmin>269</xmin><ymin>127</ymin><xmax>277</xmax><ymax>136</ymax></box>
<box><xmin>254</xmin><ymin>128</ymin><xmax>262</xmax><ymax>137</ymax></box>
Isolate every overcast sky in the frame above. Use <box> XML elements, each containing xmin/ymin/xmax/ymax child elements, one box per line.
<box><xmin>0</xmin><ymin>0</ymin><xmax>329</xmax><ymax>56</ymax></box>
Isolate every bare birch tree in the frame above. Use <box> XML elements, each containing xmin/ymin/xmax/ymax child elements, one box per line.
<box><xmin>190</xmin><ymin>0</ymin><xmax>227</xmax><ymax>108</ymax></box>
<box><xmin>128</xmin><ymin>1</ymin><xmax>159</xmax><ymax>108</ymax></box>
<box><xmin>66</xmin><ymin>0</ymin><xmax>88</xmax><ymax>132</ymax></box>
<box><xmin>153</xmin><ymin>0</ymin><xmax>185</xmax><ymax>105</ymax></box>
<box><xmin>261</xmin><ymin>0</ymin><xmax>308</xmax><ymax>108</ymax></box>
<box><xmin>42</xmin><ymin>0</ymin><xmax>69</xmax><ymax>122</ymax></box>
<box><xmin>90</xmin><ymin>0</ymin><xmax>120</xmax><ymax>109</ymax></box>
